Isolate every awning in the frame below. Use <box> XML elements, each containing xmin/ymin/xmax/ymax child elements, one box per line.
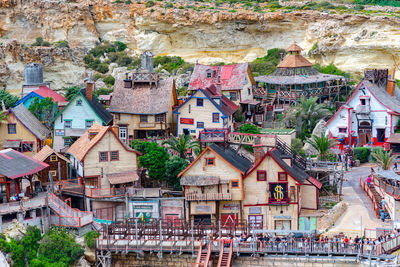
<box><xmin>107</xmin><ymin>170</ymin><xmax>139</xmax><ymax>185</ymax></box>
<box><xmin>387</xmin><ymin>133</ymin><xmax>400</xmax><ymax>144</ymax></box>
<box><xmin>3</xmin><ymin>140</ymin><xmax>21</xmax><ymax>148</ymax></box>
<box><xmin>240</xmin><ymin>100</ymin><xmax>260</xmax><ymax>105</ymax></box>
<box><xmin>376</xmin><ymin>170</ymin><xmax>400</xmax><ymax>181</ymax></box>
<box><xmin>307</xmin><ymin>177</ymin><xmax>322</xmax><ymax>189</ymax></box>
<box><xmin>180</xmin><ymin>176</ymin><xmax>220</xmax><ymax>186</ymax></box>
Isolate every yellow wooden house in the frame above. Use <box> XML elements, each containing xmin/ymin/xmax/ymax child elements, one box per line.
<box><xmin>0</xmin><ymin>104</ymin><xmax>50</xmax><ymax>155</ymax></box>
<box><xmin>242</xmin><ymin>145</ymin><xmax>322</xmax><ymax>230</ymax></box>
<box><xmin>178</xmin><ymin>143</ymin><xmax>252</xmax><ymax>224</ymax></box>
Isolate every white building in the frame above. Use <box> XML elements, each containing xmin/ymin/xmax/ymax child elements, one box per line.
<box><xmin>325</xmin><ymin>69</ymin><xmax>400</xmax><ymax>150</ymax></box>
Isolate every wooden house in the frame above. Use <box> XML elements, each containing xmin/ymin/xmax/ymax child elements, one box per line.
<box><xmin>325</xmin><ymin>69</ymin><xmax>400</xmax><ymax>150</ymax></box>
<box><xmin>242</xmin><ymin>145</ymin><xmax>321</xmax><ymax>230</ymax></box>
<box><xmin>178</xmin><ymin>143</ymin><xmax>252</xmax><ymax>224</ymax></box>
<box><xmin>174</xmin><ymin>85</ymin><xmax>238</xmax><ymax>138</ymax></box>
<box><xmin>109</xmin><ymin>52</ymin><xmax>178</xmax><ymax>142</ymax></box>
<box><xmin>33</xmin><ymin>145</ymin><xmax>70</xmax><ymax>187</ymax></box>
<box><xmin>52</xmin><ymin>78</ymin><xmax>113</xmax><ymax>152</ymax></box>
<box><xmin>188</xmin><ymin>63</ymin><xmax>255</xmax><ymax>105</ymax></box>
<box><xmin>0</xmin><ymin>104</ymin><xmax>50</xmax><ymax>155</ymax></box>
<box><xmin>16</xmin><ymin>85</ymin><xmax>66</xmax><ymax>109</ymax></box>
<box><xmin>0</xmin><ymin>149</ymin><xmax>48</xmax><ymax>202</ymax></box>
<box><xmin>66</xmin><ymin>122</ymin><xmax>141</xmax><ymax>219</ymax></box>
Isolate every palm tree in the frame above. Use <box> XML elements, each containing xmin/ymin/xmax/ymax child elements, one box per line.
<box><xmin>372</xmin><ymin>149</ymin><xmax>395</xmax><ymax>170</ymax></box>
<box><xmin>162</xmin><ymin>134</ymin><xmax>200</xmax><ymax>159</ymax></box>
<box><xmin>283</xmin><ymin>97</ymin><xmax>332</xmax><ymax>140</ymax></box>
<box><xmin>305</xmin><ymin>133</ymin><xmax>337</xmax><ymax>160</ymax></box>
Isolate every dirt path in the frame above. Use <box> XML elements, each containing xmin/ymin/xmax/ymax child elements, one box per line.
<box><xmin>328</xmin><ymin>164</ymin><xmax>391</xmax><ymax>237</ymax></box>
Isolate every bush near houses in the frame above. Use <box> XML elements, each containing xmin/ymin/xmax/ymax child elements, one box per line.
<box><xmin>353</xmin><ymin>147</ymin><xmax>370</xmax><ymax>163</ymax></box>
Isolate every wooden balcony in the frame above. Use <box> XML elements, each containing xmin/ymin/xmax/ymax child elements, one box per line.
<box><xmin>185</xmin><ymin>192</ymin><xmax>232</xmax><ymax>201</ymax></box>
<box><xmin>139</xmin><ymin>122</ymin><xmax>156</xmax><ymax>128</ymax></box>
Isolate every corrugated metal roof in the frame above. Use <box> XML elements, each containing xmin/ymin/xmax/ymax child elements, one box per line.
<box><xmin>107</xmin><ymin>170</ymin><xmax>138</xmax><ymax>185</ymax></box>
<box><xmin>10</xmin><ymin>104</ymin><xmax>50</xmax><ymax>140</ymax></box>
<box><xmin>0</xmin><ymin>149</ymin><xmax>48</xmax><ymax>179</ymax></box>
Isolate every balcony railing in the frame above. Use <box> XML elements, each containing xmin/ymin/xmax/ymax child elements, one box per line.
<box><xmin>185</xmin><ymin>192</ymin><xmax>232</xmax><ymax>201</ymax></box>
<box><xmin>355</xmin><ymin>105</ymin><xmax>371</xmax><ymax>114</ymax></box>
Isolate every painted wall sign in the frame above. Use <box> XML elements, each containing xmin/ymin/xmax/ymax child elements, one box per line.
<box><xmin>195</xmin><ymin>205</ymin><xmax>212</xmax><ymax>213</ymax></box>
<box><xmin>270</xmin><ymin>183</ymin><xmax>288</xmax><ymax>202</ymax></box>
<box><xmin>274</xmin><ymin>215</ymin><xmax>291</xmax><ymax>219</ymax></box>
<box><xmin>55</xmin><ymin>129</ymin><xmax>65</xmax><ymax>136</ymax></box>
<box><xmin>180</xmin><ymin>118</ymin><xmax>194</xmax><ymax>124</ymax></box>
<box><xmin>249</xmin><ymin>207</ymin><xmax>262</xmax><ymax>214</ymax></box>
<box><xmin>223</xmin><ymin>204</ymin><xmax>240</xmax><ymax>210</ymax></box>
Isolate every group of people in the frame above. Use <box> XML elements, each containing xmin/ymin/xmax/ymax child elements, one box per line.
<box><xmin>204</xmin><ymin>230</ymin><xmax>400</xmax><ymax>255</ymax></box>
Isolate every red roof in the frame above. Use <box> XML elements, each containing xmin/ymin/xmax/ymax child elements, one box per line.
<box><xmin>308</xmin><ymin>177</ymin><xmax>323</xmax><ymax>189</ymax></box>
<box><xmin>189</xmin><ymin>63</ymin><xmax>252</xmax><ymax>91</ymax></box>
<box><xmin>34</xmin><ymin>86</ymin><xmax>66</xmax><ymax>103</ymax></box>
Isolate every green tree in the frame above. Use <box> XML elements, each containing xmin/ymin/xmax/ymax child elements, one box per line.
<box><xmin>291</xmin><ymin>138</ymin><xmax>305</xmax><ymax>156</ymax></box>
<box><xmin>29</xmin><ymin>97</ymin><xmax>58</xmax><ymax>127</ymax></box>
<box><xmin>0</xmin><ymin>110</ymin><xmax>6</xmax><ymax>122</ymax></box>
<box><xmin>37</xmin><ymin>228</ymin><xmax>84</xmax><ymax>266</ymax></box>
<box><xmin>132</xmin><ymin>141</ymin><xmax>170</xmax><ymax>181</ymax></box>
<box><xmin>103</xmin><ymin>75</ymin><xmax>115</xmax><ymax>86</ymax></box>
<box><xmin>162</xmin><ymin>134</ymin><xmax>200</xmax><ymax>159</ymax></box>
<box><xmin>249</xmin><ymin>48</ymin><xmax>286</xmax><ymax>76</ymax></box>
<box><xmin>234</xmin><ymin>109</ymin><xmax>245</xmax><ymax>123</ymax></box>
<box><xmin>94</xmin><ymin>88</ymin><xmax>113</xmax><ymax>99</ymax></box>
<box><xmin>84</xmin><ymin>231</ymin><xmax>100</xmax><ymax>249</ymax></box>
<box><xmin>371</xmin><ymin>149</ymin><xmax>396</xmax><ymax>170</ymax></box>
<box><xmin>238</xmin><ymin>123</ymin><xmax>260</xmax><ymax>134</ymax></box>
<box><xmin>114</xmin><ymin>41</ymin><xmax>127</xmax><ymax>52</ymax></box>
<box><xmin>165</xmin><ymin>156</ymin><xmax>188</xmax><ymax>190</ymax></box>
<box><xmin>64</xmin><ymin>86</ymin><xmax>80</xmax><ymax>101</ymax></box>
<box><xmin>283</xmin><ymin>97</ymin><xmax>332</xmax><ymax>140</ymax></box>
<box><xmin>0</xmin><ymin>90</ymin><xmax>18</xmax><ymax>109</ymax></box>
<box><xmin>305</xmin><ymin>133</ymin><xmax>337</xmax><ymax>160</ymax></box>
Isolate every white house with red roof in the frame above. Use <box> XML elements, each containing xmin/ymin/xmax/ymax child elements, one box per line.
<box><xmin>174</xmin><ymin>85</ymin><xmax>238</xmax><ymax>138</ymax></box>
<box><xmin>188</xmin><ymin>63</ymin><xmax>255</xmax><ymax>104</ymax></box>
<box><xmin>325</xmin><ymin>69</ymin><xmax>400</xmax><ymax>150</ymax></box>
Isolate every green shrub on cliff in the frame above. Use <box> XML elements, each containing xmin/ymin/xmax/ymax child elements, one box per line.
<box><xmin>250</xmin><ymin>48</ymin><xmax>285</xmax><ymax>76</ymax></box>
<box><xmin>54</xmin><ymin>40</ymin><xmax>69</xmax><ymax>48</ymax></box>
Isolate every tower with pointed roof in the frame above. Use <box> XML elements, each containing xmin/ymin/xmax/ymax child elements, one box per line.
<box><xmin>254</xmin><ymin>43</ymin><xmax>348</xmax><ymax>107</ymax></box>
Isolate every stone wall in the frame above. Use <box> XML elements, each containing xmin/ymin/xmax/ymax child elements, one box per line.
<box><xmin>111</xmin><ymin>252</ymin><xmax>361</xmax><ymax>267</ymax></box>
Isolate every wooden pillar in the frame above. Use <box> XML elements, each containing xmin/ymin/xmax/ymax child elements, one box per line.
<box><xmin>29</xmin><ymin>176</ymin><xmax>34</xmax><ymax>196</ymax></box>
<box><xmin>15</xmin><ymin>179</ymin><xmax>20</xmax><ymax>195</ymax></box>
<box><xmin>5</xmin><ymin>182</ymin><xmax>10</xmax><ymax>202</ymax></box>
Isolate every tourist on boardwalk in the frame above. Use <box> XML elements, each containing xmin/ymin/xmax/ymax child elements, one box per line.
<box><xmin>394</xmin><ymin>157</ymin><xmax>398</xmax><ymax>170</ymax></box>
<box><xmin>367</xmin><ymin>175</ymin><xmax>372</xmax><ymax>187</ymax></box>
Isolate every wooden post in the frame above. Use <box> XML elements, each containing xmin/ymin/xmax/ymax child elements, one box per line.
<box><xmin>58</xmin><ymin>162</ymin><xmax>62</xmax><ymax>197</ymax></box>
<box><xmin>46</xmin><ymin>189</ymin><xmax>51</xmax><ymax>229</ymax></box>
<box><xmin>48</xmin><ymin>172</ymin><xmax>54</xmax><ymax>193</ymax></box>
<box><xmin>29</xmin><ymin>175</ymin><xmax>34</xmax><ymax>196</ymax></box>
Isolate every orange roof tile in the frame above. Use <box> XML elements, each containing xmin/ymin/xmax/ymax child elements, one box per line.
<box><xmin>66</xmin><ymin>122</ymin><xmax>109</xmax><ymax>162</ymax></box>
<box><xmin>34</xmin><ymin>145</ymin><xmax>70</xmax><ymax>163</ymax></box>
<box><xmin>277</xmin><ymin>54</ymin><xmax>313</xmax><ymax>68</ymax></box>
<box><xmin>286</xmin><ymin>42</ymin><xmax>303</xmax><ymax>52</ymax></box>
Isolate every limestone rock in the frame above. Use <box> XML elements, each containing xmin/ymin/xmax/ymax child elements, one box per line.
<box><xmin>95</xmin><ymin>79</ymin><xmax>107</xmax><ymax>89</ymax></box>
<box><xmin>303</xmin><ymin>119</ymin><xmax>327</xmax><ymax>155</ymax></box>
<box><xmin>84</xmin><ymin>250</ymin><xmax>96</xmax><ymax>263</ymax></box>
<box><xmin>318</xmin><ymin>201</ymin><xmax>348</xmax><ymax>231</ymax></box>
<box><xmin>76</xmin><ymin>256</ymin><xmax>91</xmax><ymax>267</ymax></box>
<box><xmin>112</xmin><ymin>67</ymin><xmax>128</xmax><ymax>80</ymax></box>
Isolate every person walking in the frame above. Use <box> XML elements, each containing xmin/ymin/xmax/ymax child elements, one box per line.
<box><xmin>367</xmin><ymin>176</ymin><xmax>372</xmax><ymax>187</ymax></box>
<box><xmin>394</xmin><ymin>157</ymin><xmax>398</xmax><ymax>171</ymax></box>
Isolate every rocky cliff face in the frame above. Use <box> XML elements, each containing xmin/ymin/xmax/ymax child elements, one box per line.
<box><xmin>1</xmin><ymin>0</ymin><xmax>400</xmax><ymax>91</ymax></box>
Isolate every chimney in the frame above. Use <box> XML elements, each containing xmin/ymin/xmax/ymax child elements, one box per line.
<box><xmin>86</xmin><ymin>73</ymin><xmax>94</xmax><ymax>102</ymax></box>
<box><xmin>387</xmin><ymin>68</ymin><xmax>396</xmax><ymax>97</ymax></box>
<box><xmin>253</xmin><ymin>137</ymin><xmax>265</xmax><ymax>165</ymax></box>
<box><xmin>124</xmin><ymin>73</ymin><xmax>132</xmax><ymax>88</ymax></box>
<box><xmin>111</xmin><ymin>125</ymin><xmax>119</xmax><ymax>137</ymax></box>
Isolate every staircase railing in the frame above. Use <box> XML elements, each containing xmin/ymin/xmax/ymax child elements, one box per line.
<box><xmin>195</xmin><ymin>243</ymin><xmax>202</xmax><ymax>267</ymax></box>
<box><xmin>217</xmin><ymin>242</ymin><xmax>224</xmax><ymax>267</ymax></box>
<box><xmin>205</xmin><ymin>243</ymin><xmax>212</xmax><ymax>267</ymax></box>
<box><xmin>227</xmin><ymin>242</ymin><xmax>233</xmax><ymax>267</ymax></box>
<box><xmin>276</xmin><ymin>137</ymin><xmax>306</xmax><ymax>169</ymax></box>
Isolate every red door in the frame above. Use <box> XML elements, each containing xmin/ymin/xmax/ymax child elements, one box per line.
<box><xmin>221</xmin><ymin>214</ymin><xmax>238</xmax><ymax>227</ymax></box>
<box><xmin>165</xmin><ymin>214</ymin><xmax>181</xmax><ymax>227</ymax></box>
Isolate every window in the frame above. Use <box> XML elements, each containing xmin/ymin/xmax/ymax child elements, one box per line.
<box><xmin>49</xmin><ymin>170</ymin><xmax>57</xmax><ymax>178</ymax></box>
<box><xmin>197</xmin><ymin>98</ymin><xmax>203</xmax><ymax>106</ymax></box>
<box><xmin>64</xmin><ymin>138</ymin><xmax>71</xmax><ymax>147</ymax></box>
<box><xmin>205</xmin><ymin>158</ymin><xmax>215</xmax><ymax>166</ymax></box>
<box><xmin>248</xmin><ymin>215</ymin><xmax>263</xmax><ymax>228</ymax></box>
<box><xmin>85</xmin><ymin>120</ymin><xmax>94</xmax><ymax>129</ymax></box>
<box><xmin>361</xmin><ymin>99</ymin><xmax>366</xmax><ymax>106</ymax></box>
<box><xmin>290</xmin><ymin>186</ymin><xmax>296</xmax><ymax>202</ymax></box>
<box><xmin>86</xmin><ymin>177</ymin><xmax>99</xmax><ymax>188</ymax></box>
<box><xmin>278</xmin><ymin>172</ymin><xmax>287</xmax><ymax>181</ymax></box>
<box><xmin>231</xmin><ymin>180</ymin><xmax>239</xmax><ymax>188</ymax></box>
<box><xmin>119</xmin><ymin>127</ymin><xmax>127</xmax><ymax>143</ymax></box>
<box><xmin>197</xmin><ymin>122</ymin><xmax>204</xmax><ymax>128</ymax></box>
<box><xmin>189</xmin><ymin>104</ymin><xmax>191</xmax><ymax>114</ymax></box>
<box><xmin>64</xmin><ymin>120</ymin><xmax>72</xmax><ymax>129</ymax></box>
<box><xmin>229</xmin><ymin>92</ymin><xmax>237</xmax><ymax>101</ymax></box>
<box><xmin>76</xmin><ymin>99</ymin><xmax>82</xmax><ymax>106</ymax></box>
<box><xmin>212</xmin><ymin>113</ymin><xmax>219</xmax><ymax>123</ymax></box>
<box><xmin>338</xmin><ymin>127</ymin><xmax>347</xmax><ymax>133</ymax></box>
<box><xmin>140</xmin><ymin>115</ymin><xmax>147</xmax><ymax>122</ymax></box>
<box><xmin>248</xmin><ymin>88</ymin><xmax>251</xmax><ymax>95</ymax></box>
<box><xmin>377</xmin><ymin>128</ymin><xmax>386</xmax><ymax>143</ymax></box>
<box><xmin>20</xmin><ymin>142</ymin><xmax>33</xmax><ymax>152</ymax></box>
<box><xmin>206</xmin><ymin>70</ymin><xmax>213</xmax><ymax>78</ymax></box>
<box><xmin>155</xmin><ymin>114</ymin><xmax>164</xmax><ymax>123</ymax></box>
<box><xmin>110</xmin><ymin>151</ymin><xmax>119</xmax><ymax>161</ymax></box>
<box><xmin>257</xmin><ymin>170</ymin><xmax>266</xmax><ymax>181</ymax></box>
<box><xmin>6</xmin><ymin>123</ymin><xmax>16</xmax><ymax>134</ymax></box>
<box><xmin>50</xmin><ymin>155</ymin><xmax>57</xmax><ymax>162</ymax></box>
<box><xmin>99</xmin><ymin>152</ymin><xmax>108</xmax><ymax>162</ymax></box>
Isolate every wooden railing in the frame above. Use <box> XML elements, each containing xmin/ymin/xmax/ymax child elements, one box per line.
<box><xmin>185</xmin><ymin>192</ymin><xmax>232</xmax><ymax>201</ymax></box>
<box><xmin>373</xmin><ymin>176</ymin><xmax>400</xmax><ymax>200</ymax></box>
<box><xmin>217</xmin><ymin>242</ymin><xmax>224</xmax><ymax>267</ymax></box>
<box><xmin>360</xmin><ymin>177</ymin><xmax>379</xmax><ymax>217</ymax></box>
<box><xmin>195</xmin><ymin>244</ymin><xmax>203</xmax><ymax>267</ymax></box>
<box><xmin>228</xmin><ymin>132</ymin><xmax>277</xmax><ymax>147</ymax></box>
<box><xmin>254</xmin><ymin>85</ymin><xmax>342</xmax><ymax>100</ymax></box>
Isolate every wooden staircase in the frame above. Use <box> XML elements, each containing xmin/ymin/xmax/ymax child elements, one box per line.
<box><xmin>217</xmin><ymin>242</ymin><xmax>233</xmax><ymax>267</ymax></box>
<box><xmin>194</xmin><ymin>243</ymin><xmax>212</xmax><ymax>267</ymax></box>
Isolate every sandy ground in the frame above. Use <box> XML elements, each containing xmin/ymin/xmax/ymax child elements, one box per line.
<box><xmin>328</xmin><ymin>164</ymin><xmax>391</xmax><ymax>237</ymax></box>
